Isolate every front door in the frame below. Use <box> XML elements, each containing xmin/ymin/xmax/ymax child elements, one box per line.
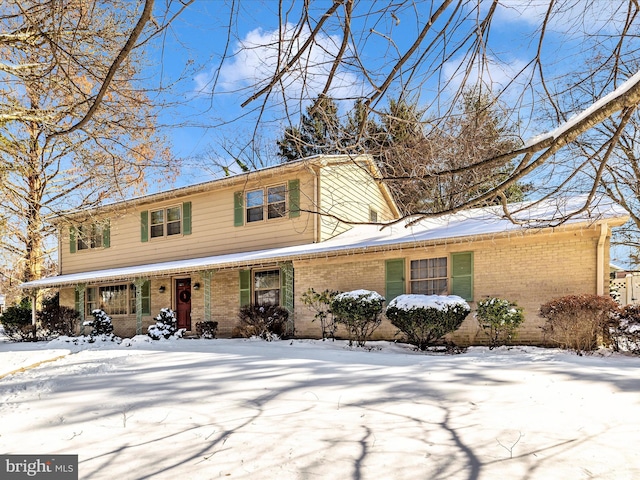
<box><xmin>176</xmin><ymin>279</ymin><xmax>191</xmax><ymax>330</ymax></box>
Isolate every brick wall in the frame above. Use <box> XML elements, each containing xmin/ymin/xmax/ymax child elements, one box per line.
<box><xmin>291</xmin><ymin>227</ymin><xmax>605</xmax><ymax>346</ymax></box>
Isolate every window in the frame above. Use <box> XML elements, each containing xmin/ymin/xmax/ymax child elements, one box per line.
<box><xmin>410</xmin><ymin>257</ymin><xmax>448</xmax><ymax>295</ymax></box>
<box><xmin>267</xmin><ymin>186</ymin><xmax>286</xmax><ymax>219</ymax></box>
<box><xmin>85</xmin><ymin>282</ymin><xmax>150</xmax><ymax>316</ymax></box>
<box><xmin>369</xmin><ymin>208</ymin><xmax>378</xmax><ymax>223</ymax></box>
<box><xmin>77</xmin><ymin>224</ymin><xmax>103</xmax><ymax>250</ymax></box>
<box><xmin>150</xmin><ymin>205</ymin><xmax>182</xmax><ymax>238</ymax></box>
<box><xmin>73</xmin><ymin>222</ymin><xmax>109</xmax><ymax>252</ymax></box>
<box><xmin>246</xmin><ymin>185</ymin><xmax>286</xmax><ymax>223</ymax></box>
<box><xmin>246</xmin><ymin>190</ymin><xmax>264</xmax><ymax>222</ymax></box>
<box><xmin>254</xmin><ymin>270</ymin><xmax>280</xmax><ymax>306</ymax></box>
<box><xmin>235</xmin><ymin>180</ymin><xmax>299</xmax><ymax>227</ymax></box>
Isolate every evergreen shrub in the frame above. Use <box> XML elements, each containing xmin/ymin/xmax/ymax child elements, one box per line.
<box><xmin>0</xmin><ymin>298</ymin><xmax>34</xmax><ymax>341</ymax></box>
<box><xmin>386</xmin><ymin>294</ymin><xmax>470</xmax><ymax>350</ymax></box>
<box><xmin>300</xmin><ymin>287</ymin><xmax>339</xmax><ymax>340</ymax></box>
<box><xmin>148</xmin><ymin>308</ymin><xmax>183</xmax><ymax>340</ymax></box>
<box><xmin>331</xmin><ymin>290</ymin><xmax>385</xmax><ymax>347</ymax></box>
<box><xmin>37</xmin><ymin>293</ymin><xmax>79</xmax><ymax>339</ymax></box>
<box><xmin>476</xmin><ymin>297</ymin><xmax>524</xmax><ymax>348</ymax></box>
<box><xmin>83</xmin><ymin>309</ymin><xmax>118</xmax><ymax>342</ymax></box>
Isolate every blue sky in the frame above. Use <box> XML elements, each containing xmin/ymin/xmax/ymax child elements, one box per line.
<box><xmin>149</xmin><ymin>1</ymin><xmax>550</xmax><ymax>175</ymax></box>
<box><xmin>142</xmin><ymin>1</ymin><xmax>636</xmax><ymax>266</ymax></box>
<box><xmin>149</xmin><ymin>1</ymin><xmax>629</xmax><ymax>174</ymax></box>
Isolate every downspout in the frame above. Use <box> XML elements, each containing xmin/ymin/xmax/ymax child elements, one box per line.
<box><xmin>313</xmin><ymin>166</ymin><xmax>321</xmax><ymax>242</ymax></box>
<box><xmin>596</xmin><ymin>222</ymin><xmax>608</xmax><ymax>296</ymax></box>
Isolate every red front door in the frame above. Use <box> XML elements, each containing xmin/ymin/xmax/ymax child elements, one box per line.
<box><xmin>176</xmin><ymin>279</ymin><xmax>191</xmax><ymax>330</ymax></box>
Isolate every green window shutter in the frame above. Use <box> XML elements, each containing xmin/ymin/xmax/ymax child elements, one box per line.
<box><xmin>288</xmin><ymin>179</ymin><xmax>300</xmax><ymax>218</ymax></box>
<box><xmin>183</xmin><ymin>201</ymin><xmax>192</xmax><ymax>235</ymax></box>
<box><xmin>142</xmin><ymin>280</ymin><xmax>151</xmax><ymax>315</ymax></box>
<box><xmin>385</xmin><ymin>259</ymin><xmax>405</xmax><ymax>302</ymax></box>
<box><xmin>102</xmin><ymin>220</ymin><xmax>111</xmax><ymax>248</ymax></box>
<box><xmin>239</xmin><ymin>269</ymin><xmax>251</xmax><ymax>306</ymax></box>
<box><xmin>451</xmin><ymin>252</ymin><xmax>474</xmax><ymax>301</ymax></box>
<box><xmin>234</xmin><ymin>192</ymin><xmax>244</xmax><ymax>227</ymax></box>
<box><xmin>140</xmin><ymin>210</ymin><xmax>149</xmax><ymax>242</ymax></box>
<box><xmin>69</xmin><ymin>226</ymin><xmax>76</xmax><ymax>254</ymax></box>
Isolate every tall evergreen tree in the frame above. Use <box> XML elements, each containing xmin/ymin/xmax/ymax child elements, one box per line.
<box><xmin>374</xmin><ymin>94</ymin><xmax>528</xmax><ymax>214</ymax></box>
<box><xmin>277</xmin><ymin>95</ymin><xmax>342</xmax><ymax>161</ymax></box>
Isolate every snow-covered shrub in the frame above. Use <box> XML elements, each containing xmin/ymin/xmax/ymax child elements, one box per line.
<box><xmin>196</xmin><ymin>321</ymin><xmax>218</xmax><ymax>339</ymax></box>
<box><xmin>330</xmin><ymin>289</ymin><xmax>385</xmax><ymax>347</ymax></box>
<box><xmin>86</xmin><ymin>309</ymin><xmax>114</xmax><ymax>335</ymax></box>
<box><xmin>540</xmin><ymin>294</ymin><xmax>619</xmax><ymax>354</ymax></box>
<box><xmin>300</xmin><ymin>287</ymin><xmax>339</xmax><ymax>340</ymax></box>
<box><xmin>609</xmin><ymin>304</ymin><xmax>640</xmax><ymax>354</ymax></box>
<box><xmin>476</xmin><ymin>297</ymin><xmax>524</xmax><ymax>349</ymax></box>
<box><xmin>385</xmin><ymin>294</ymin><xmax>470</xmax><ymax>350</ymax></box>
<box><xmin>234</xmin><ymin>305</ymin><xmax>289</xmax><ymax>341</ymax></box>
<box><xmin>82</xmin><ymin>309</ymin><xmax>118</xmax><ymax>342</ymax></box>
<box><xmin>148</xmin><ymin>308</ymin><xmax>184</xmax><ymax>340</ymax></box>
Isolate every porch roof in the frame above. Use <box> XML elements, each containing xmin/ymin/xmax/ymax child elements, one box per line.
<box><xmin>20</xmin><ymin>196</ymin><xmax>629</xmax><ymax>290</ymax></box>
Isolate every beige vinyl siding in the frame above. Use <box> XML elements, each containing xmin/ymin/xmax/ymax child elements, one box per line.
<box><xmin>318</xmin><ymin>161</ymin><xmax>395</xmax><ymax>241</ymax></box>
<box><xmin>60</xmin><ymin>170</ymin><xmax>317</xmax><ymax>275</ymax></box>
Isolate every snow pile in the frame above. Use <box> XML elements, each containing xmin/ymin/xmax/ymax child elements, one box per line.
<box><xmin>387</xmin><ymin>294</ymin><xmax>469</xmax><ymax>311</ymax></box>
<box><xmin>333</xmin><ymin>289</ymin><xmax>385</xmax><ymax>302</ymax></box>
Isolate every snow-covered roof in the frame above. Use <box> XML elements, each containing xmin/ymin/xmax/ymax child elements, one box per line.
<box><xmin>20</xmin><ymin>196</ymin><xmax>629</xmax><ymax>289</ymax></box>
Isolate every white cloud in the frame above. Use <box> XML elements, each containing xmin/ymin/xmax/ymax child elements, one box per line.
<box><xmin>196</xmin><ymin>23</ymin><xmax>363</xmax><ymax>103</ymax></box>
<box><xmin>494</xmin><ymin>0</ymin><xmax>631</xmax><ymax>36</ymax></box>
<box><xmin>442</xmin><ymin>53</ymin><xmax>531</xmax><ymax>96</ymax></box>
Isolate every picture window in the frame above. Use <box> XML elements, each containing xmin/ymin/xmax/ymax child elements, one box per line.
<box><xmin>254</xmin><ymin>270</ymin><xmax>280</xmax><ymax>306</ymax></box>
<box><xmin>410</xmin><ymin>257</ymin><xmax>448</xmax><ymax>295</ymax></box>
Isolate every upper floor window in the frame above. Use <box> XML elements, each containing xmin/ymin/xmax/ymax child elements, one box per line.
<box><xmin>234</xmin><ymin>180</ymin><xmax>299</xmax><ymax>227</ymax></box>
<box><xmin>70</xmin><ymin>221</ymin><xmax>110</xmax><ymax>253</ymax></box>
<box><xmin>246</xmin><ymin>185</ymin><xmax>286</xmax><ymax>223</ymax></box>
<box><xmin>410</xmin><ymin>257</ymin><xmax>448</xmax><ymax>295</ymax></box>
<box><xmin>151</xmin><ymin>205</ymin><xmax>182</xmax><ymax>238</ymax></box>
<box><xmin>141</xmin><ymin>202</ymin><xmax>191</xmax><ymax>242</ymax></box>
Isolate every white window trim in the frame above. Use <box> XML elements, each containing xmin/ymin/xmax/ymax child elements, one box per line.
<box><xmin>245</xmin><ymin>184</ymin><xmax>287</xmax><ymax>224</ymax></box>
<box><xmin>150</xmin><ymin>204</ymin><xmax>183</xmax><ymax>239</ymax></box>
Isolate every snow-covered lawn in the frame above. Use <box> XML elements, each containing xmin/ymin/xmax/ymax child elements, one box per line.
<box><xmin>1</xmin><ymin>335</ymin><xmax>639</xmax><ymax>480</ymax></box>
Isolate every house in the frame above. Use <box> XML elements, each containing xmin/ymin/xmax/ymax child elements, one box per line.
<box><xmin>20</xmin><ymin>154</ymin><xmax>629</xmax><ymax>345</ymax></box>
